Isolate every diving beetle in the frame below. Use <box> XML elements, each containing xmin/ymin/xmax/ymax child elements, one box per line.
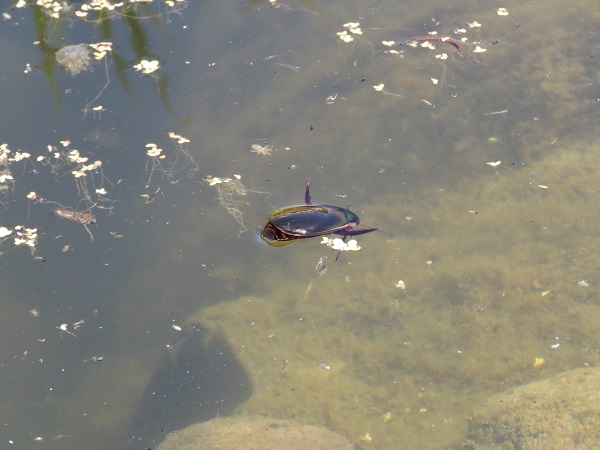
<box><xmin>260</xmin><ymin>180</ymin><xmax>378</xmax><ymax>246</ymax></box>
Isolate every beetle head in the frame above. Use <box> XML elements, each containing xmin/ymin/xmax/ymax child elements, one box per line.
<box><xmin>260</xmin><ymin>221</ymin><xmax>300</xmax><ymax>246</ymax></box>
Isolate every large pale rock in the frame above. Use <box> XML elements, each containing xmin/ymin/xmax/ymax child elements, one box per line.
<box><xmin>157</xmin><ymin>416</ymin><xmax>353</xmax><ymax>450</ymax></box>
<box><xmin>463</xmin><ymin>367</ymin><xmax>600</xmax><ymax>449</ymax></box>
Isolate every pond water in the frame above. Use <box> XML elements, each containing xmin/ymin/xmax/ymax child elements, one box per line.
<box><xmin>0</xmin><ymin>0</ymin><xmax>599</xmax><ymax>448</ymax></box>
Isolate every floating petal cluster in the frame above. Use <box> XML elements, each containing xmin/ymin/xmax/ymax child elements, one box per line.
<box><xmin>146</xmin><ymin>143</ymin><xmax>165</xmax><ymax>158</ymax></box>
<box><xmin>134</xmin><ymin>59</ymin><xmax>160</xmax><ymax>75</ymax></box>
<box><xmin>320</xmin><ymin>237</ymin><xmax>361</xmax><ymax>252</ymax></box>
<box><xmin>89</xmin><ymin>42</ymin><xmax>113</xmax><ymax>60</ymax></box>
<box><xmin>14</xmin><ymin>0</ymin><xmax>186</xmax><ymax>20</ymax></box>
<box><xmin>336</xmin><ymin>21</ymin><xmax>363</xmax><ymax>43</ymax></box>
<box><xmin>204</xmin><ymin>174</ymin><xmax>241</xmax><ymax>186</ymax></box>
<box><xmin>14</xmin><ymin>226</ymin><xmax>38</xmax><ymax>248</ymax></box>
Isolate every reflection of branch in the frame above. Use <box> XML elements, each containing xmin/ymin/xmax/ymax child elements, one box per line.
<box><xmin>29</xmin><ymin>4</ymin><xmax>62</xmax><ymax>115</ymax></box>
<box><xmin>156</xmin><ymin>74</ymin><xmax>174</xmax><ymax>113</ymax></box>
<box><xmin>123</xmin><ymin>6</ymin><xmax>151</xmax><ymax>58</ymax></box>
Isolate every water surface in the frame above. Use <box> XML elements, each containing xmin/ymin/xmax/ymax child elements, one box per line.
<box><xmin>0</xmin><ymin>0</ymin><xmax>599</xmax><ymax>448</ymax></box>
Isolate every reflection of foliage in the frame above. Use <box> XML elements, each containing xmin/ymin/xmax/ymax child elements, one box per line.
<box><xmin>13</xmin><ymin>0</ymin><xmax>188</xmax><ymax>115</ymax></box>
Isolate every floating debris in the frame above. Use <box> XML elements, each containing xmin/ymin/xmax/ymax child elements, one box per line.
<box><xmin>205</xmin><ymin>175</ymin><xmax>249</xmax><ymax>235</ymax></box>
<box><xmin>251</xmin><ymin>144</ymin><xmax>274</xmax><ymax>155</ymax></box>
<box><xmin>54</xmin><ymin>209</ymin><xmax>96</xmax><ymax>225</ymax></box>
<box><xmin>57</xmin><ymin>323</ymin><xmax>76</xmax><ymax>337</ymax></box>
<box><xmin>54</xmin><ymin>209</ymin><xmax>96</xmax><ymax>242</ymax></box>
<box><xmin>315</xmin><ymin>256</ymin><xmax>327</xmax><ymax>277</ymax></box>
<box><xmin>144</xmin><ymin>132</ymin><xmax>198</xmax><ymax>187</ymax></box>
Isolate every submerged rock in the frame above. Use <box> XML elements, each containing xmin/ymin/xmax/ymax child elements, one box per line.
<box><xmin>56</xmin><ymin>44</ymin><xmax>92</xmax><ymax>76</ymax></box>
<box><xmin>462</xmin><ymin>367</ymin><xmax>600</xmax><ymax>449</ymax></box>
<box><xmin>157</xmin><ymin>416</ymin><xmax>353</xmax><ymax>450</ymax></box>
<box><xmin>127</xmin><ymin>327</ymin><xmax>251</xmax><ymax>448</ymax></box>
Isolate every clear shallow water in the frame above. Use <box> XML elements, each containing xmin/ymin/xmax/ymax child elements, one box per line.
<box><xmin>0</xmin><ymin>0</ymin><xmax>599</xmax><ymax>448</ymax></box>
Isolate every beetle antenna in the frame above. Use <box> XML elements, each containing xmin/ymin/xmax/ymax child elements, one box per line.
<box><xmin>334</xmin><ymin>249</ymin><xmax>342</xmax><ymax>262</ymax></box>
<box><xmin>377</xmin><ymin>228</ymin><xmax>393</xmax><ymax>238</ymax></box>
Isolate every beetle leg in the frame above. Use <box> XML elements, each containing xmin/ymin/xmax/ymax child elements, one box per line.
<box><xmin>334</xmin><ymin>234</ymin><xmax>347</xmax><ymax>262</ymax></box>
<box><xmin>305</xmin><ymin>179</ymin><xmax>312</xmax><ymax>204</ymax></box>
<box><xmin>335</xmin><ymin>249</ymin><xmax>343</xmax><ymax>262</ymax></box>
